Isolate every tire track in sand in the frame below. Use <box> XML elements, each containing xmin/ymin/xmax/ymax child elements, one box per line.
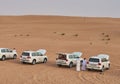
<box><xmin>78</xmin><ymin>71</ymin><xmax>104</xmax><ymax>84</ymax></box>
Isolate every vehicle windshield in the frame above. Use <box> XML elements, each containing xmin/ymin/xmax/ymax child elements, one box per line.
<box><xmin>89</xmin><ymin>58</ymin><xmax>99</xmax><ymax>62</ymax></box>
<box><xmin>58</xmin><ymin>54</ymin><xmax>66</xmax><ymax>60</ymax></box>
<box><xmin>22</xmin><ymin>52</ymin><xmax>30</xmax><ymax>56</ymax></box>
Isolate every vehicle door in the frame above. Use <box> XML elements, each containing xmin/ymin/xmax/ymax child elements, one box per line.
<box><xmin>36</xmin><ymin>52</ymin><xmax>44</xmax><ymax>62</ymax></box>
<box><xmin>5</xmin><ymin>49</ymin><xmax>11</xmax><ymax>58</ymax></box>
<box><xmin>1</xmin><ymin>49</ymin><xmax>8</xmax><ymax>58</ymax></box>
<box><xmin>73</xmin><ymin>55</ymin><xmax>79</xmax><ymax>65</ymax></box>
<box><xmin>69</xmin><ymin>55</ymin><xmax>75</xmax><ymax>64</ymax></box>
<box><xmin>101</xmin><ymin>58</ymin><xmax>107</xmax><ymax>68</ymax></box>
<box><xmin>32</xmin><ymin>52</ymin><xmax>38</xmax><ymax>62</ymax></box>
<box><xmin>104</xmin><ymin>58</ymin><xmax>108</xmax><ymax>68</ymax></box>
<box><xmin>7</xmin><ymin>49</ymin><xmax>14</xmax><ymax>58</ymax></box>
<box><xmin>36</xmin><ymin>52</ymin><xmax>41</xmax><ymax>62</ymax></box>
<box><xmin>56</xmin><ymin>54</ymin><xmax>66</xmax><ymax>64</ymax></box>
<box><xmin>21</xmin><ymin>52</ymin><xmax>30</xmax><ymax>61</ymax></box>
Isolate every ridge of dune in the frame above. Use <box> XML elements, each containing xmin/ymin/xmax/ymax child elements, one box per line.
<box><xmin>0</xmin><ymin>15</ymin><xmax>120</xmax><ymax>24</ymax></box>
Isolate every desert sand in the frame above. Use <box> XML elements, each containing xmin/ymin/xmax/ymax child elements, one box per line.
<box><xmin>0</xmin><ymin>16</ymin><xmax>120</xmax><ymax>84</ymax></box>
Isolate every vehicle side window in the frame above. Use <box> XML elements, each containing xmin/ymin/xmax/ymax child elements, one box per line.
<box><xmin>36</xmin><ymin>52</ymin><xmax>42</xmax><ymax>56</ymax></box>
<box><xmin>32</xmin><ymin>53</ymin><xmax>37</xmax><ymax>56</ymax></box>
<box><xmin>74</xmin><ymin>55</ymin><xmax>78</xmax><ymax>59</ymax></box>
<box><xmin>101</xmin><ymin>59</ymin><xmax>104</xmax><ymax>62</ymax></box>
<box><xmin>7</xmin><ymin>49</ymin><xmax>13</xmax><ymax>52</ymax></box>
<box><xmin>101</xmin><ymin>58</ymin><xmax>108</xmax><ymax>62</ymax></box>
<box><xmin>8</xmin><ymin>49</ymin><xmax>13</xmax><ymax>52</ymax></box>
<box><xmin>6</xmin><ymin>49</ymin><xmax>10</xmax><ymax>52</ymax></box>
<box><xmin>69</xmin><ymin>55</ymin><xmax>74</xmax><ymax>59</ymax></box>
<box><xmin>1</xmin><ymin>49</ymin><xmax>6</xmax><ymax>53</ymax></box>
<box><xmin>105</xmin><ymin>58</ymin><xmax>108</xmax><ymax>61</ymax></box>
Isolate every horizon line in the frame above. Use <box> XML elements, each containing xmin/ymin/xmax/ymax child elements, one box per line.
<box><xmin>0</xmin><ymin>14</ymin><xmax>119</xmax><ymax>19</ymax></box>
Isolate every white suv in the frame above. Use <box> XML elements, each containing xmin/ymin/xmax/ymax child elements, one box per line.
<box><xmin>87</xmin><ymin>54</ymin><xmax>110</xmax><ymax>72</ymax></box>
<box><xmin>0</xmin><ymin>48</ymin><xmax>17</xmax><ymax>61</ymax></box>
<box><xmin>56</xmin><ymin>52</ymin><xmax>83</xmax><ymax>68</ymax></box>
<box><xmin>20</xmin><ymin>49</ymin><xmax>48</xmax><ymax>65</ymax></box>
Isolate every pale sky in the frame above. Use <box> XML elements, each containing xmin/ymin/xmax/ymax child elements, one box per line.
<box><xmin>0</xmin><ymin>0</ymin><xmax>120</xmax><ymax>18</ymax></box>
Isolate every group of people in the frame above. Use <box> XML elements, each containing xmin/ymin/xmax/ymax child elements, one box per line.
<box><xmin>76</xmin><ymin>57</ymin><xmax>87</xmax><ymax>71</ymax></box>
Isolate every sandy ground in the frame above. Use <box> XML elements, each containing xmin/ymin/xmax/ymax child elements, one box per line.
<box><xmin>0</xmin><ymin>16</ymin><xmax>120</xmax><ymax>84</ymax></box>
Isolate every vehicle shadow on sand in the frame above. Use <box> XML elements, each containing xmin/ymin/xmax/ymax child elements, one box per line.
<box><xmin>6</xmin><ymin>58</ymin><xmax>76</xmax><ymax>71</ymax></box>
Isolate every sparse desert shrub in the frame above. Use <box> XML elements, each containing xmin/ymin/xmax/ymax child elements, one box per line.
<box><xmin>26</xmin><ymin>34</ymin><xmax>30</xmax><ymax>36</ymax></box>
<box><xmin>105</xmin><ymin>35</ymin><xmax>109</xmax><ymax>37</ymax></box>
<box><xmin>107</xmin><ymin>38</ymin><xmax>110</xmax><ymax>41</ymax></box>
<box><xmin>102</xmin><ymin>33</ymin><xmax>105</xmax><ymax>35</ymax></box>
<box><xmin>74</xmin><ymin>34</ymin><xmax>78</xmax><ymax>37</ymax></box>
<box><xmin>90</xmin><ymin>42</ymin><xmax>92</xmax><ymax>45</ymax></box>
<box><xmin>20</xmin><ymin>34</ymin><xmax>23</xmax><ymax>36</ymax></box>
<box><xmin>61</xmin><ymin>33</ymin><xmax>65</xmax><ymax>36</ymax></box>
<box><xmin>14</xmin><ymin>35</ymin><xmax>17</xmax><ymax>37</ymax></box>
<box><xmin>53</xmin><ymin>32</ymin><xmax>57</xmax><ymax>34</ymax></box>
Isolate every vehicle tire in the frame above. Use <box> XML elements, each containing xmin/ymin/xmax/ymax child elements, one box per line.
<box><xmin>13</xmin><ymin>54</ymin><xmax>17</xmax><ymax>59</ymax></box>
<box><xmin>57</xmin><ymin>64</ymin><xmax>62</xmax><ymax>67</ymax></box>
<box><xmin>32</xmin><ymin>60</ymin><xmax>36</xmax><ymax>65</ymax></box>
<box><xmin>69</xmin><ymin>62</ymin><xmax>73</xmax><ymax>68</ymax></box>
<box><xmin>1</xmin><ymin>56</ymin><xmax>6</xmax><ymax>61</ymax></box>
<box><xmin>107</xmin><ymin>64</ymin><xmax>110</xmax><ymax>70</ymax></box>
<box><xmin>101</xmin><ymin>66</ymin><xmax>104</xmax><ymax>72</ymax></box>
<box><xmin>87</xmin><ymin>68</ymin><xmax>91</xmax><ymax>71</ymax></box>
<box><xmin>43</xmin><ymin>58</ymin><xmax>47</xmax><ymax>63</ymax></box>
<box><xmin>22</xmin><ymin>62</ymin><xmax>26</xmax><ymax>64</ymax></box>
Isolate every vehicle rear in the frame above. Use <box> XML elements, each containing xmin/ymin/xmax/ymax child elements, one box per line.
<box><xmin>56</xmin><ymin>53</ymin><xmax>69</xmax><ymax>66</ymax></box>
<box><xmin>20</xmin><ymin>51</ymin><xmax>32</xmax><ymax>63</ymax></box>
<box><xmin>87</xmin><ymin>57</ymin><xmax>102</xmax><ymax>71</ymax></box>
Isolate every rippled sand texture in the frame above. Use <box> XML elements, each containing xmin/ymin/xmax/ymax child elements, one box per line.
<box><xmin>0</xmin><ymin>16</ymin><xmax>120</xmax><ymax>84</ymax></box>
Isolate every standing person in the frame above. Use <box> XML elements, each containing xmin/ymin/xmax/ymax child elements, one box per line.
<box><xmin>76</xmin><ymin>57</ymin><xmax>81</xmax><ymax>71</ymax></box>
<box><xmin>81</xmin><ymin>58</ymin><xmax>87</xmax><ymax>71</ymax></box>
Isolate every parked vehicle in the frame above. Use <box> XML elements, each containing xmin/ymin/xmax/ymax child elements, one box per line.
<box><xmin>86</xmin><ymin>54</ymin><xmax>110</xmax><ymax>72</ymax></box>
<box><xmin>0</xmin><ymin>48</ymin><xmax>17</xmax><ymax>61</ymax></box>
<box><xmin>56</xmin><ymin>52</ymin><xmax>83</xmax><ymax>68</ymax></box>
<box><xmin>20</xmin><ymin>49</ymin><xmax>48</xmax><ymax>65</ymax></box>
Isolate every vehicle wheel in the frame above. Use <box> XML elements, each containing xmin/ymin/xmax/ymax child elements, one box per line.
<box><xmin>69</xmin><ymin>62</ymin><xmax>73</xmax><ymax>68</ymax></box>
<box><xmin>32</xmin><ymin>60</ymin><xmax>36</xmax><ymax>65</ymax></box>
<box><xmin>87</xmin><ymin>68</ymin><xmax>91</xmax><ymax>71</ymax></box>
<box><xmin>1</xmin><ymin>56</ymin><xmax>6</xmax><ymax>61</ymax></box>
<box><xmin>22</xmin><ymin>62</ymin><xmax>26</xmax><ymax>64</ymax></box>
<box><xmin>101</xmin><ymin>66</ymin><xmax>104</xmax><ymax>72</ymax></box>
<box><xmin>57</xmin><ymin>64</ymin><xmax>62</xmax><ymax>67</ymax></box>
<box><xmin>107</xmin><ymin>64</ymin><xmax>110</xmax><ymax>70</ymax></box>
<box><xmin>43</xmin><ymin>58</ymin><xmax>47</xmax><ymax>63</ymax></box>
<box><xmin>13</xmin><ymin>54</ymin><xmax>17</xmax><ymax>59</ymax></box>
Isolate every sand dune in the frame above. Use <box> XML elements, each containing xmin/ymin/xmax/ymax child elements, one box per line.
<box><xmin>0</xmin><ymin>16</ymin><xmax>120</xmax><ymax>84</ymax></box>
